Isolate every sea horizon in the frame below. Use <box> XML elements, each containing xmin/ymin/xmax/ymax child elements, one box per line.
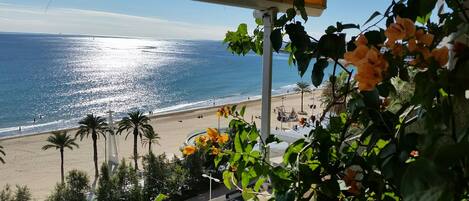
<box><xmin>0</xmin><ymin>32</ymin><xmax>333</xmax><ymax>137</ymax></box>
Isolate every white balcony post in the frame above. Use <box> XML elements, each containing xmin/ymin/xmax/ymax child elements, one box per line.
<box><xmin>254</xmin><ymin>8</ymin><xmax>276</xmax><ymax>148</ymax></box>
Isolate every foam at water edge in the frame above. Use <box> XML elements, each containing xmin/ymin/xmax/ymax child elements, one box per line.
<box><xmin>0</xmin><ymin>83</ymin><xmax>319</xmax><ymax>138</ymax></box>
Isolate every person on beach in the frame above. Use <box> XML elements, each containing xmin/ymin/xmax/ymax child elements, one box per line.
<box><xmin>19</xmin><ymin>126</ymin><xmax>21</xmax><ymax>131</ymax></box>
<box><xmin>33</xmin><ymin>118</ymin><xmax>36</xmax><ymax>123</ymax></box>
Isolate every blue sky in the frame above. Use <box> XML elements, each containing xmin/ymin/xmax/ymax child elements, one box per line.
<box><xmin>0</xmin><ymin>0</ymin><xmax>389</xmax><ymax>40</ymax></box>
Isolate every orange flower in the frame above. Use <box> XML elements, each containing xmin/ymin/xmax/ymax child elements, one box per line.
<box><xmin>409</xmin><ymin>46</ymin><xmax>431</xmax><ymax>68</ymax></box>
<box><xmin>355</xmin><ymin>48</ymin><xmax>388</xmax><ymax>91</ymax></box>
<box><xmin>355</xmin><ymin>63</ymin><xmax>382</xmax><ymax>91</ymax></box>
<box><xmin>229</xmin><ymin>165</ymin><xmax>238</xmax><ymax>172</ymax></box>
<box><xmin>362</xmin><ymin>47</ymin><xmax>388</xmax><ymax>71</ymax></box>
<box><xmin>413</xmin><ymin>29</ymin><xmax>434</xmax><ymax>46</ymax></box>
<box><xmin>345</xmin><ymin>45</ymin><xmax>388</xmax><ymax>91</ymax></box>
<box><xmin>218</xmin><ymin>133</ymin><xmax>229</xmax><ymax>144</ymax></box>
<box><xmin>355</xmin><ymin>35</ymin><xmax>368</xmax><ymax>46</ymax></box>
<box><xmin>408</xmin><ymin>29</ymin><xmax>434</xmax><ymax>61</ymax></box>
<box><xmin>343</xmin><ymin>166</ymin><xmax>363</xmax><ymax>195</ymax></box>
<box><xmin>216</xmin><ymin>106</ymin><xmax>231</xmax><ymax>118</ymax></box>
<box><xmin>207</xmin><ymin>128</ymin><xmax>220</xmax><ymax>141</ymax></box>
<box><xmin>344</xmin><ymin>45</ymin><xmax>368</xmax><ymax>64</ymax></box>
<box><xmin>408</xmin><ymin>39</ymin><xmax>418</xmax><ymax>52</ymax></box>
<box><xmin>391</xmin><ymin>43</ymin><xmax>404</xmax><ymax>57</ymax></box>
<box><xmin>195</xmin><ymin>135</ymin><xmax>209</xmax><ymax>147</ymax></box>
<box><xmin>183</xmin><ymin>145</ymin><xmax>196</xmax><ymax>156</ymax></box>
<box><xmin>210</xmin><ymin>146</ymin><xmax>220</xmax><ymax>156</ymax></box>
<box><xmin>385</xmin><ymin>16</ymin><xmax>416</xmax><ymax>44</ymax></box>
<box><xmin>431</xmin><ymin>46</ymin><xmax>449</xmax><ymax>67</ymax></box>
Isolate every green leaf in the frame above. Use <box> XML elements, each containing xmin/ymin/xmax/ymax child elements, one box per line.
<box><xmin>234</xmin><ymin>132</ymin><xmax>243</xmax><ymax>153</ymax></box>
<box><xmin>364</xmin><ymin>29</ymin><xmax>386</xmax><ymax>47</ymax></box>
<box><xmin>416</xmin><ymin>11</ymin><xmax>432</xmax><ymax>24</ymax></box>
<box><xmin>364</xmin><ymin>11</ymin><xmax>382</xmax><ymax>25</ymax></box>
<box><xmin>293</xmin><ymin>0</ymin><xmax>305</xmax><ymax>8</ymax></box>
<box><xmin>434</xmin><ymin>142</ymin><xmax>469</xmax><ymax>166</ymax></box>
<box><xmin>416</xmin><ymin>0</ymin><xmax>437</xmax><ymax>17</ymax></box>
<box><xmin>237</xmin><ymin>23</ymin><xmax>248</xmax><ymax>35</ymax></box>
<box><xmin>325</xmin><ymin>26</ymin><xmax>337</xmax><ymax>34</ymax></box>
<box><xmin>311</xmin><ymin>58</ymin><xmax>329</xmax><ymax>87</ymax></box>
<box><xmin>401</xmin><ymin>159</ymin><xmax>451</xmax><ymax>201</ymax></box>
<box><xmin>231</xmin><ymin>105</ymin><xmax>237</xmax><ymax>113</ymax></box>
<box><xmin>336</xmin><ymin>22</ymin><xmax>360</xmax><ymax>32</ymax></box>
<box><xmin>283</xmin><ymin>139</ymin><xmax>305</xmax><ymax>164</ymax></box>
<box><xmin>254</xmin><ymin>176</ymin><xmax>266</xmax><ymax>192</ymax></box>
<box><xmin>266</xmin><ymin>134</ymin><xmax>281</xmax><ymax>144</ymax></box>
<box><xmin>214</xmin><ymin>154</ymin><xmax>223</xmax><ymax>167</ymax></box>
<box><xmin>320</xmin><ymin>179</ymin><xmax>340</xmax><ymax>199</ymax></box>
<box><xmin>271</xmin><ymin>28</ymin><xmax>283</xmax><ymax>53</ymax></box>
<box><xmin>308</xmin><ymin>160</ymin><xmax>320</xmax><ymax>171</ymax></box>
<box><xmin>154</xmin><ymin>194</ymin><xmax>167</xmax><ymax>201</ymax></box>
<box><xmin>255</xmin><ymin>18</ymin><xmax>263</xmax><ymax>26</ymax></box>
<box><xmin>361</xmin><ymin>88</ymin><xmax>380</xmax><ymax>110</ymax></box>
<box><xmin>241</xmin><ymin>171</ymin><xmax>250</xmax><ymax>188</ymax></box>
<box><xmin>347</xmin><ymin>36</ymin><xmax>357</xmax><ymax>51</ymax></box>
<box><xmin>294</xmin><ymin>0</ymin><xmax>308</xmax><ymax>21</ymax></box>
<box><xmin>223</xmin><ymin>171</ymin><xmax>233</xmax><ymax>190</ymax></box>
<box><xmin>275</xmin><ymin>15</ymin><xmax>288</xmax><ymax>27</ymax></box>
<box><xmin>377</xmin><ymin>82</ymin><xmax>396</xmax><ymax>97</ymax></box>
<box><xmin>317</xmin><ymin>34</ymin><xmax>346</xmax><ymax>58</ymax></box>
<box><xmin>241</xmin><ymin>188</ymin><xmax>256</xmax><ymax>200</ymax></box>
<box><xmin>286</xmin><ymin>8</ymin><xmax>296</xmax><ymax>20</ymax></box>
<box><xmin>240</xmin><ymin>105</ymin><xmax>246</xmax><ymax>117</ymax></box>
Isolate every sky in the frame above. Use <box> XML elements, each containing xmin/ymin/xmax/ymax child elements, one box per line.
<box><xmin>0</xmin><ymin>0</ymin><xmax>389</xmax><ymax>40</ymax></box>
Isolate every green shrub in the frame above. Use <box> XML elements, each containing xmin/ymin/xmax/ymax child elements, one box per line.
<box><xmin>96</xmin><ymin>160</ymin><xmax>142</xmax><ymax>201</ymax></box>
<box><xmin>46</xmin><ymin>170</ymin><xmax>89</xmax><ymax>201</ymax></box>
<box><xmin>114</xmin><ymin>160</ymin><xmax>142</xmax><ymax>201</ymax></box>
<box><xmin>0</xmin><ymin>184</ymin><xmax>32</xmax><ymax>201</ymax></box>
<box><xmin>96</xmin><ymin>163</ymin><xmax>116</xmax><ymax>201</ymax></box>
<box><xmin>142</xmin><ymin>152</ymin><xmax>167</xmax><ymax>201</ymax></box>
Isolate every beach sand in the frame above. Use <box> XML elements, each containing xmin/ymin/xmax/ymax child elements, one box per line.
<box><xmin>0</xmin><ymin>90</ymin><xmax>324</xmax><ymax>200</ymax></box>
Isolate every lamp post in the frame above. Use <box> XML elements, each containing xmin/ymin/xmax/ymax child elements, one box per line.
<box><xmin>202</xmin><ymin>173</ymin><xmax>220</xmax><ymax>200</ymax></box>
<box><xmin>106</xmin><ymin>109</ymin><xmax>119</xmax><ymax>171</ymax></box>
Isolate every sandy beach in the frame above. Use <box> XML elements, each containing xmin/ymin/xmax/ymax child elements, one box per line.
<box><xmin>0</xmin><ymin>90</ymin><xmax>324</xmax><ymax>200</ymax></box>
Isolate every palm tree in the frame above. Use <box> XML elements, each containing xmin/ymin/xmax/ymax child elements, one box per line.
<box><xmin>76</xmin><ymin>114</ymin><xmax>108</xmax><ymax>178</ymax></box>
<box><xmin>0</xmin><ymin>145</ymin><xmax>5</xmax><ymax>164</ymax></box>
<box><xmin>42</xmin><ymin>131</ymin><xmax>79</xmax><ymax>183</ymax></box>
<box><xmin>117</xmin><ymin>111</ymin><xmax>153</xmax><ymax>170</ymax></box>
<box><xmin>294</xmin><ymin>82</ymin><xmax>312</xmax><ymax>113</ymax></box>
<box><xmin>142</xmin><ymin>128</ymin><xmax>160</xmax><ymax>153</ymax></box>
<box><xmin>320</xmin><ymin>71</ymin><xmax>352</xmax><ymax>115</ymax></box>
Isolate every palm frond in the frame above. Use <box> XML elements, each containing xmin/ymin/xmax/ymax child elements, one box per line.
<box><xmin>43</xmin><ymin>131</ymin><xmax>79</xmax><ymax>151</ymax></box>
<box><xmin>42</xmin><ymin>144</ymin><xmax>58</xmax><ymax>150</ymax></box>
<box><xmin>295</xmin><ymin>81</ymin><xmax>312</xmax><ymax>93</ymax></box>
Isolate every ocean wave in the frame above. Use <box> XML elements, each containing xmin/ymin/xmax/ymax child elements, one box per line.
<box><xmin>0</xmin><ymin>83</ymin><xmax>301</xmax><ymax>139</ymax></box>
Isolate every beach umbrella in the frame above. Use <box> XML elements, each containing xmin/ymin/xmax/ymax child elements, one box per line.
<box><xmin>194</xmin><ymin>0</ymin><xmax>327</xmax><ymax>143</ymax></box>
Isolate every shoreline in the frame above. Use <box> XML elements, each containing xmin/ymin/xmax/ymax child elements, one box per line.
<box><xmin>0</xmin><ymin>90</ymin><xmax>312</xmax><ymax>142</ymax></box>
<box><xmin>0</xmin><ymin>89</ymin><xmax>325</xmax><ymax>200</ymax></box>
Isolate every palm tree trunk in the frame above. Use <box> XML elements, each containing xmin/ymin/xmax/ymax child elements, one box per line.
<box><xmin>133</xmin><ymin>129</ymin><xmax>139</xmax><ymax>170</ymax></box>
<box><xmin>149</xmin><ymin>141</ymin><xmax>152</xmax><ymax>153</ymax></box>
<box><xmin>301</xmin><ymin>91</ymin><xmax>304</xmax><ymax>112</ymax></box>
<box><xmin>92</xmin><ymin>131</ymin><xmax>99</xmax><ymax>178</ymax></box>
<box><xmin>60</xmin><ymin>148</ymin><xmax>64</xmax><ymax>184</ymax></box>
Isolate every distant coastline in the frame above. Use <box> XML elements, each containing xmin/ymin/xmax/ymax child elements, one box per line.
<box><xmin>0</xmin><ymin>87</ymin><xmax>321</xmax><ymax>141</ymax></box>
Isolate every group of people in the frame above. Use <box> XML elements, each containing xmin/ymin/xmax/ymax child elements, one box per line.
<box><xmin>19</xmin><ymin>114</ymin><xmax>45</xmax><ymax>131</ymax></box>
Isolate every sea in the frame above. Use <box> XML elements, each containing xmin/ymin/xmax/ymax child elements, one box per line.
<box><xmin>0</xmin><ymin>33</ymin><xmax>334</xmax><ymax>137</ymax></box>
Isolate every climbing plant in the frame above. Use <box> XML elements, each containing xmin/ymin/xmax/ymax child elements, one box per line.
<box><xmin>186</xmin><ymin>0</ymin><xmax>469</xmax><ymax>200</ymax></box>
